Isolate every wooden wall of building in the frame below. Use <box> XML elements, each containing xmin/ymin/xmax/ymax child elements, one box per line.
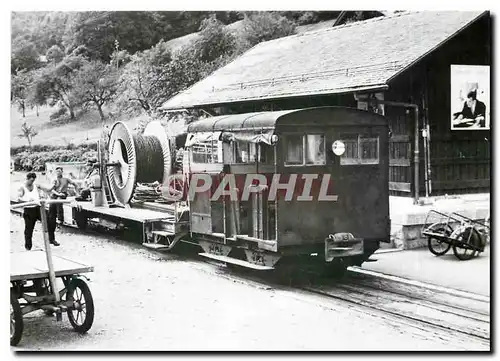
<box><xmin>386</xmin><ymin>13</ymin><xmax>491</xmax><ymax>196</ymax></box>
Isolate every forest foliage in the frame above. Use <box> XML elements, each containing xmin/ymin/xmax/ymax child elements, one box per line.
<box><xmin>11</xmin><ymin>11</ymin><xmax>347</xmax><ymax>135</ymax></box>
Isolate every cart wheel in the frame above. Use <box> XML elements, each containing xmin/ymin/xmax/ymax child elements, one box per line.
<box><xmin>452</xmin><ymin>226</ymin><xmax>482</xmax><ymax>261</ymax></box>
<box><xmin>427</xmin><ymin>225</ymin><xmax>453</xmax><ymax>256</ymax></box>
<box><xmin>10</xmin><ymin>292</ymin><xmax>23</xmax><ymax>346</ymax></box>
<box><xmin>66</xmin><ymin>278</ymin><xmax>94</xmax><ymax>333</ymax></box>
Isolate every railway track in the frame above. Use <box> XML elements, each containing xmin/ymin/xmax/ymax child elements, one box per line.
<box><xmin>194</xmin><ymin>259</ymin><xmax>490</xmax><ymax>350</ymax></box>
<box><xmin>301</xmin><ymin>267</ymin><xmax>490</xmax><ymax>347</ymax></box>
<box><xmin>10</xmin><ymin>209</ymin><xmax>490</xmax><ymax>350</ymax></box>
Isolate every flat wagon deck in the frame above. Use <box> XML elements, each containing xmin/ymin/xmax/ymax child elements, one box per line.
<box><xmin>10</xmin><ymin>249</ymin><xmax>94</xmax><ymax>282</ymax></box>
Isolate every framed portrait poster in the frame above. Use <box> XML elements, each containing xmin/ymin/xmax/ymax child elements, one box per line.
<box><xmin>450</xmin><ymin>65</ymin><xmax>490</xmax><ymax>130</ymax></box>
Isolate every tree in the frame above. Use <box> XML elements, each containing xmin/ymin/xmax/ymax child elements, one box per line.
<box><xmin>11</xmin><ymin>12</ymin><xmax>72</xmax><ymax>73</ymax></box>
<box><xmin>18</xmin><ymin>122</ymin><xmax>38</xmax><ymax>147</ymax></box>
<box><xmin>32</xmin><ymin>54</ymin><xmax>86</xmax><ymax>119</ymax></box>
<box><xmin>64</xmin><ymin>12</ymin><xmax>176</xmax><ymax>62</ymax></box>
<box><xmin>193</xmin><ymin>15</ymin><xmax>236</xmax><ymax>63</ymax></box>
<box><xmin>73</xmin><ymin>60</ymin><xmax>119</xmax><ymax>121</ymax></box>
<box><xmin>46</xmin><ymin>44</ymin><xmax>64</xmax><ymax>63</ymax></box>
<box><xmin>11</xmin><ymin>38</ymin><xmax>40</xmax><ymax>74</ymax></box>
<box><xmin>116</xmin><ymin>41</ymin><xmax>171</xmax><ymax>115</ymax></box>
<box><xmin>11</xmin><ymin>70</ymin><xmax>33</xmax><ymax>117</ymax></box>
<box><xmin>117</xmin><ymin>42</ymin><xmax>207</xmax><ymax>116</ymax></box>
<box><xmin>110</xmin><ymin>45</ymin><xmax>131</xmax><ymax>70</ymax></box>
<box><xmin>241</xmin><ymin>12</ymin><xmax>296</xmax><ymax>49</ymax></box>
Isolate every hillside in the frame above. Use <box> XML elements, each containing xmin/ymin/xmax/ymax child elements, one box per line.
<box><xmin>10</xmin><ymin>17</ymin><xmax>342</xmax><ymax>149</ymax></box>
<box><xmin>10</xmin><ymin>106</ymin><xmax>142</xmax><ymax>148</ymax></box>
<box><xmin>165</xmin><ymin>18</ymin><xmax>340</xmax><ymax>53</ymax></box>
<box><xmin>11</xmin><ymin>11</ymin><xmax>389</xmax><ymax>150</ymax></box>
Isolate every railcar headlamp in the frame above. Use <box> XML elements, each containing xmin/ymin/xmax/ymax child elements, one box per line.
<box><xmin>331</xmin><ymin>140</ymin><xmax>346</xmax><ymax>156</ymax></box>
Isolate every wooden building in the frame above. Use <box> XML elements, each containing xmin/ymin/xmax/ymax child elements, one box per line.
<box><xmin>161</xmin><ymin>11</ymin><xmax>491</xmax><ymax>202</ymax></box>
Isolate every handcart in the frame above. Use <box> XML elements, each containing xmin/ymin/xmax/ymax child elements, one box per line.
<box><xmin>422</xmin><ymin>210</ymin><xmax>490</xmax><ymax>260</ymax></box>
<box><xmin>10</xmin><ymin>199</ymin><xmax>95</xmax><ymax>346</ymax></box>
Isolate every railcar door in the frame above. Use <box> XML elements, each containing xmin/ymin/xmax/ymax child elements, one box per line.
<box><xmin>187</xmin><ymin>133</ymin><xmax>224</xmax><ymax>235</ymax></box>
<box><xmin>328</xmin><ymin>124</ymin><xmax>390</xmax><ymax>246</ymax></box>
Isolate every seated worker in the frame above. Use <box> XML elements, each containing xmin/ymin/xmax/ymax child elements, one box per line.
<box><xmin>49</xmin><ymin>166</ymin><xmax>80</xmax><ymax>224</ymax></box>
<box><xmin>453</xmin><ymin>90</ymin><xmax>487</xmax><ymax>128</ymax></box>
<box><xmin>75</xmin><ymin>159</ymin><xmax>100</xmax><ymax>202</ymax></box>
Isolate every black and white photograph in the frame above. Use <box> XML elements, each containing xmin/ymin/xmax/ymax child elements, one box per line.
<box><xmin>7</xmin><ymin>7</ymin><xmax>491</xmax><ymax>353</ymax></box>
<box><xmin>451</xmin><ymin>64</ymin><xmax>490</xmax><ymax>130</ymax></box>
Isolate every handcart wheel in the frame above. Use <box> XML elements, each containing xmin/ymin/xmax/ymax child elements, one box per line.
<box><xmin>427</xmin><ymin>224</ymin><xmax>453</xmax><ymax>256</ymax></box>
<box><xmin>10</xmin><ymin>291</ymin><xmax>23</xmax><ymax>346</ymax></box>
<box><xmin>452</xmin><ymin>226</ymin><xmax>482</xmax><ymax>261</ymax></box>
<box><xmin>66</xmin><ymin>278</ymin><xmax>94</xmax><ymax>333</ymax></box>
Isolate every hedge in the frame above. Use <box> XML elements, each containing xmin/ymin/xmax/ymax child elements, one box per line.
<box><xmin>10</xmin><ymin>142</ymin><xmax>98</xmax><ymax>156</ymax></box>
<box><xmin>12</xmin><ymin>147</ymin><xmax>98</xmax><ymax>172</ymax></box>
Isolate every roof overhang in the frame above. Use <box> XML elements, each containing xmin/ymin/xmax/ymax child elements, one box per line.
<box><xmin>160</xmin><ymin>84</ymin><xmax>389</xmax><ymax>111</ymax></box>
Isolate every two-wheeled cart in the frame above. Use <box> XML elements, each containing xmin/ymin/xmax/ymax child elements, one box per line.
<box><xmin>10</xmin><ymin>199</ymin><xmax>95</xmax><ymax>346</ymax></box>
<box><xmin>422</xmin><ymin>210</ymin><xmax>490</xmax><ymax>260</ymax></box>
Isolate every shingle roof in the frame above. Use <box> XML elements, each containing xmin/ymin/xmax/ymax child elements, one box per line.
<box><xmin>161</xmin><ymin>11</ymin><xmax>486</xmax><ymax>110</ymax></box>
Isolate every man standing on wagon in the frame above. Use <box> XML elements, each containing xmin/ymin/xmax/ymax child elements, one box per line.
<box><xmin>17</xmin><ymin>172</ymin><xmax>59</xmax><ymax>250</ymax></box>
<box><xmin>48</xmin><ymin>166</ymin><xmax>80</xmax><ymax>225</ymax></box>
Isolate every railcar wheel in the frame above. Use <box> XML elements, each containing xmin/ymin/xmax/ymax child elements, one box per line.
<box><xmin>322</xmin><ymin>260</ymin><xmax>348</xmax><ymax>279</ymax></box>
<box><xmin>10</xmin><ymin>292</ymin><xmax>23</xmax><ymax>346</ymax></box>
<box><xmin>427</xmin><ymin>224</ymin><xmax>453</xmax><ymax>256</ymax></box>
<box><xmin>66</xmin><ymin>278</ymin><xmax>94</xmax><ymax>333</ymax></box>
<box><xmin>452</xmin><ymin>226</ymin><xmax>482</xmax><ymax>261</ymax></box>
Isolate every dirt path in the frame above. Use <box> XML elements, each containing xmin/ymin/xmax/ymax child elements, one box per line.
<box><xmin>10</xmin><ymin>214</ymin><xmax>488</xmax><ymax>351</ymax></box>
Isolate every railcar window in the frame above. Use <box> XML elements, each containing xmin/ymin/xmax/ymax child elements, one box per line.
<box><xmin>191</xmin><ymin>140</ymin><xmax>221</xmax><ymax>164</ymax></box>
<box><xmin>340</xmin><ymin>134</ymin><xmax>379</xmax><ymax>165</ymax></box>
<box><xmin>232</xmin><ymin>142</ymin><xmax>257</xmax><ymax>163</ymax></box>
<box><xmin>285</xmin><ymin>134</ymin><xmax>326</xmax><ymax>166</ymax></box>
<box><xmin>360</xmin><ymin>137</ymin><xmax>379</xmax><ymax>164</ymax></box>
<box><xmin>284</xmin><ymin>135</ymin><xmax>304</xmax><ymax>166</ymax></box>
<box><xmin>305</xmin><ymin>134</ymin><xmax>326</xmax><ymax>165</ymax></box>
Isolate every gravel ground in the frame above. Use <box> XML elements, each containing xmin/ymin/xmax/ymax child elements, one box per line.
<box><xmin>363</xmin><ymin>246</ymin><xmax>490</xmax><ymax>296</ymax></box>
<box><xmin>10</xmin><ymin>213</ymin><xmax>489</xmax><ymax>351</ymax></box>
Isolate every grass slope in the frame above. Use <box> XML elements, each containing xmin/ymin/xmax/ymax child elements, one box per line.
<box><xmin>10</xmin><ymin>106</ymin><xmax>144</xmax><ymax>148</ymax></box>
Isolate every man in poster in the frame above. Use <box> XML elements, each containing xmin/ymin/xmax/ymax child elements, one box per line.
<box><xmin>452</xmin><ymin>90</ymin><xmax>486</xmax><ymax>128</ymax></box>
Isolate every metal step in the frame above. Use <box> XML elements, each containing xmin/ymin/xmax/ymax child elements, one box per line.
<box><xmin>142</xmin><ymin>243</ymin><xmax>171</xmax><ymax>251</ymax></box>
<box><xmin>152</xmin><ymin>230</ymin><xmax>175</xmax><ymax>237</ymax></box>
<box><xmin>198</xmin><ymin>253</ymin><xmax>275</xmax><ymax>270</ymax></box>
<box><xmin>161</xmin><ymin>218</ymin><xmax>176</xmax><ymax>224</ymax></box>
<box><xmin>329</xmin><ymin>247</ymin><xmax>354</xmax><ymax>251</ymax></box>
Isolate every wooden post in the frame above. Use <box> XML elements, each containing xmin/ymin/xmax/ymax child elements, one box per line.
<box><xmin>39</xmin><ymin>200</ymin><xmax>60</xmax><ymax>303</ymax></box>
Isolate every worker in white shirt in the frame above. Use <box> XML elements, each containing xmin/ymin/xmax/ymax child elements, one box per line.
<box><xmin>17</xmin><ymin>172</ymin><xmax>59</xmax><ymax>250</ymax></box>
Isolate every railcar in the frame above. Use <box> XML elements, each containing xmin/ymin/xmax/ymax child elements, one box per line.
<box><xmin>184</xmin><ymin>106</ymin><xmax>390</xmax><ymax>270</ymax></box>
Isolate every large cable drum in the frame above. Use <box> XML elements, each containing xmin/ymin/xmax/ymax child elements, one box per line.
<box><xmin>143</xmin><ymin>121</ymin><xmax>172</xmax><ymax>182</ymax></box>
<box><xmin>107</xmin><ymin>122</ymin><xmax>166</xmax><ymax>205</ymax></box>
